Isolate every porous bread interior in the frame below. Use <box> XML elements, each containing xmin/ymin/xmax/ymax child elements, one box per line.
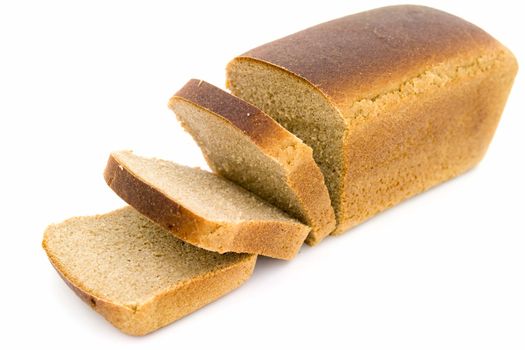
<box><xmin>172</xmin><ymin>101</ymin><xmax>309</xmax><ymax>224</ymax></box>
<box><xmin>227</xmin><ymin>58</ymin><xmax>346</xmax><ymax>222</ymax></box>
<box><xmin>43</xmin><ymin>207</ymin><xmax>248</xmax><ymax>307</ymax></box>
<box><xmin>113</xmin><ymin>151</ymin><xmax>297</xmax><ymax>223</ymax></box>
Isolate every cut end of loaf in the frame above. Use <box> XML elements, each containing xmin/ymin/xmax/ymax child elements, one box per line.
<box><xmin>226</xmin><ymin>58</ymin><xmax>347</xmax><ymax>228</ymax></box>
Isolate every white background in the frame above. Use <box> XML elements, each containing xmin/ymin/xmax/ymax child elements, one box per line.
<box><xmin>1</xmin><ymin>0</ymin><xmax>524</xmax><ymax>349</ymax></box>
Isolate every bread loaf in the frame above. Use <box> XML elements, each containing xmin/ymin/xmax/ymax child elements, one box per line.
<box><xmin>42</xmin><ymin>207</ymin><xmax>256</xmax><ymax>335</ymax></box>
<box><xmin>226</xmin><ymin>5</ymin><xmax>518</xmax><ymax>232</ymax></box>
<box><xmin>42</xmin><ymin>5</ymin><xmax>518</xmax><ymax>335</ymax></box>
<box><xmin>104</xmin><ymin>150</ymin><xmax>310</xmax><ymax>259</ymax></box>
<box><xmin>169</xmin><ymin>79</ymin><xmax>335</xmax><ymax>245</ymax></box>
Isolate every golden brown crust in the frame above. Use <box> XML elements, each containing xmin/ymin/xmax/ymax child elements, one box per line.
<box><xmin>104</xmin><ymin>153</ymin><xmax>309</xmax><ymax>259</ymax></box>
<box><xmin>43</xmin><ymin>233</ymin><xmax>256</xmax><ymax>335</ymax></box>
<box><xmin>288</xmin><ymin>148</ymin><xmax>336</xmax><ymax>245</ymax></box>
<box><xmin>236</xmin><ymin>5</ymin><xmax>499</xmax><ymax>105</ymax></box>
<box><xmin>334</xmin><ymin>50</ymin><xmax>518</xmax><ymax>233</ymax></box>
<box><xmin>169</xmin><ymin>80</ymin><xmax>335</xmax><ymax>244</ymax></box>
<box><xmin>171</xmin><ymin>79</ymin><xmax>293</xmax><ymax>154</ymax></box>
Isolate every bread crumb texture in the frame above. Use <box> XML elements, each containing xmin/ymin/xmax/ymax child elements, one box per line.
<box><xmin>43</xmin><ymin>207</ymin><xmax>256</xmax><ymax>335</ymax></box>
<box><xmin>170</xmin><ymin>80</ymin><xmax>335</xmax><ymax>245</ymax></box>
<box><xmin>105</xmin><ymin>151</ymin><xmax>310</xmax><ymax>259</ymax></box>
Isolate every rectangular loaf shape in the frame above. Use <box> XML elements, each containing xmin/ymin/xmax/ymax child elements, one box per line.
<box><xmin>226</xmin><ymin>5</ymin><xmax>518</xmax><ymax>232</ymax></box>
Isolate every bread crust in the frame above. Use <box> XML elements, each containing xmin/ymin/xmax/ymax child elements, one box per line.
<box><xmin>287</xmin><ymin>148</ymin><xmax>336</xmax><ymax>245</ymax></box>
<box><xmin>170</xmin><ymin>80</ymin><xmax>335</xmax><ymax>245</ymax></box>
<box><xmin>104</xmin><ymin>153</ymin><xmax>309</xmax><ymax>259</ymax></box>
<box><xmin>172</xmin><ymin>79</ymin><xmax>291</xmax><ymax>153</ymax></box>
<box><xmin>42</xmin><ymin>228</ymin><xmax>256</xmax><ymax>336</ymax></box>
<box><xmin>235</xmin><ymin>5</ymin><xmax>501</xmax><ymax>105</ymax></box>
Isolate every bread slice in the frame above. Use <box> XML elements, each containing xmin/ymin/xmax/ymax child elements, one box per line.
<box><xmin>104</xmin><ymin>150</ymin><xmax>309</xmax><ymax>260</ymax></box>
<box><xmin>226</xmin><ymin>5</ymin><xmax>518</xmax><ymax>233</ymax></box>
<box><xmin>168</xmin><ymin>79</ymin><xmax>335</xmax><ymax>246</ymax></box>
<box><xmin>42</xmin><ymin>207</ymin><xmax>257</xmax><ymax>336</ymax></box>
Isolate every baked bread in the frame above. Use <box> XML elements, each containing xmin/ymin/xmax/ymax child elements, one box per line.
<box><xmin>169</xmin><ymin>79</ymin><xmax>335</xmax><ymax>245</ymax></box>
<box><xmin>42</xmin><ymin>207</ymin><xmax>257</xmax><ymax>336</ymax></box>
<box><xmin>104</xmin><ymin>150</ymin><xmax>309</xmax><ymax>259</ymax></box>
<box><xmin>226</xmin><ymin>5</ymin><xmax>518</xmax><ymax>232</ymax></box>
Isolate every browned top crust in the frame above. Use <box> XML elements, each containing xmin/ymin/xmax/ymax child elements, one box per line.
<box><xmin>173</xmin><ymin>79</ymin><xmax>292</xmax><ymax>149</ymax></box>
<box><xmin>237</xmin><ymin>5</ymin><xmax>501</xmax><ymax>103</ymax></box>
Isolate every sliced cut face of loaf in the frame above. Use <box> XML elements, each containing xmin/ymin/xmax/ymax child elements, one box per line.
<box><xmin>42</xmin><ymin>207</ymin><xmax>257</xmax><ymax>336</ymax></box>
<box><xmin>104</xmin><ymin>150</ymin><xmax>309</xmax><ymax>260</ymax></box>
<box><xmin>226</xmin><ymin>5</ymin><xmax>518</xmax><ymax>233</ymax></box>
<box><xmin>168</xmin><ymin>79</ymin><xmax>335</xmax><ymax>246</ymax></box>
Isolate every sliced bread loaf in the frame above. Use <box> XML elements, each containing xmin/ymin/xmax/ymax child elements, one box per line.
<box><xmin>226</xmin><ymin>5</ymin><xmax>517</xmax><ymax>233</ymax></box>
<box><xmin>169</xmin><ymin>79</ymin><xmax>335</xmax><ymax>245</ymax></box>
<box><xmin>42</xmin><ymin>207</ymin><xmax>257</xmax><ymax>336</ymax></box>
<box><xmin>104</xmin><ymin>150</ymin><xmax>310</xmax><ymax>259</ymax></box>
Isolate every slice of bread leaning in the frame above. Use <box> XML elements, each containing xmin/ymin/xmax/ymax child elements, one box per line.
<box><xmin>42</xmin><ymin>207</ymin><xmax>257</xmax><ymax>336</ymax></box>
<box><xmin>169</xmin><ymin>79</ymin><xmax>335</xmax><ymax>245</ymax></box>
<box><xmin>104</xmin><ymin>150</ymin><xmax>309</xmax><ymax>260</ymax></box>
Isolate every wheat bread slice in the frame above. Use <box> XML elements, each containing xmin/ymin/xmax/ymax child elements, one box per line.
<box><xmin>42</xmin><ymin>207</ymin><xmax>257</xmax><ymax>336</ymax></box>
<box><xmin>169</xmin><ymin>79</ymin><xmax>335</xmax><ymax>246</ymax></box>
<box><xmin>226</xmin><ymin>5</ymin><xmax>517</xmax><ymax>233</ymax></box>
<box><xmin>104</xmin><ymin>150</ymin><xmax>309</xmax><ymax>260</ymax></box>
